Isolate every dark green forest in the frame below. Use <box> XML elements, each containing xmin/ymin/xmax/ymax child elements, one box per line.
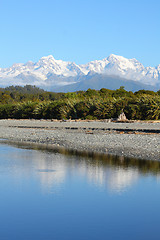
<box><xmin>0</xmin><ymin>85</ymin><xmax>160</xmax><ymax>120</ymax></box>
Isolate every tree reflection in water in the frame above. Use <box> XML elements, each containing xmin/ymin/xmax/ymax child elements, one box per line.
<box><xmin>1</xmin><ymin>140</ymin><xmax>160</xmax><ymax>193</ymax></box>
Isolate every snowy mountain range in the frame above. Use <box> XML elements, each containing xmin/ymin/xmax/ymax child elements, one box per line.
<box><xmin>0</xmin><ymin>54</ymin><xmax>160</xmax><ymax>91</ymax></box>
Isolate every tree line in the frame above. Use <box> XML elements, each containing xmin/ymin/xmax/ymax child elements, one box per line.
<box><xmin>0</xmin><ymin>85</ymin><xmax>160</xmax><ymax>120</ymax></box>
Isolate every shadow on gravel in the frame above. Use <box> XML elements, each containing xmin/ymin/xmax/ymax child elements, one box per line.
<box><xmin>0</xmin><ymin>139</ymin><xmax>160</xmax><ymax>176</ymax></box>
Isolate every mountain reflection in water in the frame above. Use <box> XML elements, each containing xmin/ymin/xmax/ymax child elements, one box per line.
<box><xmin>1</xmin><ymin>142</ymin><xmax>160</xmax><ymax>240</ymax></box>
<box><xmin>1</xmin><ymin>141</ymin><xmax>160</xmax><ymax>194</ymax></box>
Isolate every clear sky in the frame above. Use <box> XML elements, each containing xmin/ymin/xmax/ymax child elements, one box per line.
<box><xmin>0</xmin><ymin>0</ymin><xmax>160</xmax><ymax>68</ymax></box>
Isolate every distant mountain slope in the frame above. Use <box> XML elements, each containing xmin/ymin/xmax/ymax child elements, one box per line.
<box><xmin>52</xmin><ymin>74</ymin><xmax>157</xmax><ymax>92</ymax></box>
<box><xmin>0</xmin><ymin>54</ymin><xmax>160</xmax><ymax>91</ymax></box>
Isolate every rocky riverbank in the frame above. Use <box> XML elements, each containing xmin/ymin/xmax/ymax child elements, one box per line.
<box><xmin>0</xmin><ymin>119</ymin><xmax>159</xmax><ymax>161</ymax></box>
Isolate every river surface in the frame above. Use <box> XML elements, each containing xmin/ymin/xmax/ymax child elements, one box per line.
<box><xmin>0</xmin><ymin>142</ymin><xmax>160</xmax><ymax>240</ymax></box>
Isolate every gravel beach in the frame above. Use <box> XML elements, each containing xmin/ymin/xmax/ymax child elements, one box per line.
<box><xmin>0</xmin><ymin>119</ymin><xmax>159</xmax><ymax>161</ymax></box>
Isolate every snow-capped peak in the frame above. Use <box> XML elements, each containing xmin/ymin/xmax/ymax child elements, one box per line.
<box><xmin>107</xmin><ymin>53</ymin><xmax>127</xmax><ymax>62</ymax></box>
<box><xmin>107</xmin><ymin>54</ymin><xmax>143</xmax><ymax>70</ymax></box>
<box><xmin>0</xmin><ymin>54</ymin><xmax>159</xmax><ymax>88</ymax></box>
<box><xmin>40</xmin><ymin>55</ymin><xmax>55</xmax><ymax>60</ymax></box>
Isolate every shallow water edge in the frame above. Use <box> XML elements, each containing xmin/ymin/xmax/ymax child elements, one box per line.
<box><xmin>0</xmin><ymin>119</ymin><xmax>159</xmax><ymax>161</ymax></box>
<box><xmin>1</xmin><ymin>139</ymin><xmax>160</xmax><ymax>177</ymax></box>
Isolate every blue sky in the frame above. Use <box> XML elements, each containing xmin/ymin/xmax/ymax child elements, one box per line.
<box><xmin>0</xmin><ymin>0</ymin><xmax>160</xmax><ymax>68</ymax></box>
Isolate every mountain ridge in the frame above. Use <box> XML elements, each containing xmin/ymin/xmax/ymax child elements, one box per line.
<box><xmin>0</xmin><ymin>54</ymin><xmax>160</xmax><ymax>91</ymax></box>
<box><xmin>52</xmin><ymin>74</ymin><xmax>157</xmax><ymax>93</ymax></box>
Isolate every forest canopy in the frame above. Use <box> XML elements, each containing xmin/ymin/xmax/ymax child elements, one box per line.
<box><xmin>0</xmin><ymin>85</ymin><xmax>160</xmax><ymax>120</ymax></box>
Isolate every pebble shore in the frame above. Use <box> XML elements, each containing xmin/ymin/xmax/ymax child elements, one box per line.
<box><xmin>0</xmin><ymin>119</ymin><xmax>159</xmax><ymax>161</ymax></box>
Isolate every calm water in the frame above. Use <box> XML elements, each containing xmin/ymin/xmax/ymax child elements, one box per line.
<box><xmin>0</xmin><ymin>143</ymin><xmax>160</xmax><ymax>240</ymax></box>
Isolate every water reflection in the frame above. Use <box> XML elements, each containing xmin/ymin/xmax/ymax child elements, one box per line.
<box><xmin>1</xmin><ymin>141</ymin><xmax>160</xmax><ymax>194</ymax></box>
<box><xmin>1</xmin><ymin>142</ymin><xmax>160</xmax><ymax>240</ymax></box>
<box><xmin>107</xmin><ymin>167</ymin><xmax>139</xmax><ymax>192</ymax></box>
